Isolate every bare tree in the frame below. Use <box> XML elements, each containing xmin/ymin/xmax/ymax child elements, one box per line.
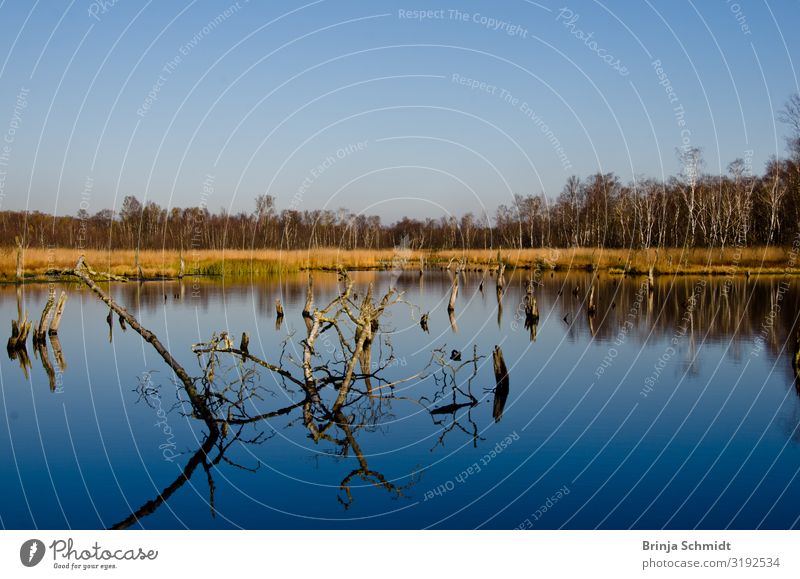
<box><xmin>778</xmin><ymin>93</ymin><xmax>800</xmax><ymax>160</ymax></box>
<box><xmin>761</xmin><ymin>157</ymin><xmax>788</xmax><ymax>244</ymax></box>
<box><xmin>678</xmin><ymin>147</ymin><xmax>703</xmax><ymax>246</ymax></box>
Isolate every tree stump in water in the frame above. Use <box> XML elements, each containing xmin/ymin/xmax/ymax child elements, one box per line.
<box><xmin>492</xmin><ymin>345</ymin><xmax>510</xmax><ymax>423</ymax></box>
<box><xmin>524</xmin><ymin>280</ymin><xmax>539</xmax><ymax>325</ymax></box>
<box><xmin>302</xmin><ymin>276</ymin><xmax>314</xmax><ymax>318</ymax></box>
<box><xmin>496</xmin><ymin>263</ymin><xmax>506</xmax><ymax>293</ymax></box>
<box><xmin>7</xmin><ymin>314</ymin><xmax>32</xmax><ymax>351</ymax></box>
<box><xmin>447</xmin><ymin>272</ymin><xmax>459</xmax><ymax>313</ymax></box>
<box><xmin>274</xmin><ymin>298</ymin><xmax>284</xmax><ymax>331</ymax></box>
<box><xmin>49</xmin><ymin>291</ymin><xmax>68</xmax><ymax>335</ymax></box>
<box><xmin>33</xmin><ymin>294</ymin><xmax>55</xmax><ymax>346</ymax></box>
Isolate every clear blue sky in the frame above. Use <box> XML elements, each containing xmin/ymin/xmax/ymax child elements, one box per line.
<box><xmin>0</xmin><ymin>0</ymin><xmax>797</xmax><ymax>222</ymax></box>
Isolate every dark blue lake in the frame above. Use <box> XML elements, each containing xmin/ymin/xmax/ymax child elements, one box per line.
<box><xmin>2</xmin><ymin>269</ymin><xmax>799</xmax><ymax>529</ymax></box>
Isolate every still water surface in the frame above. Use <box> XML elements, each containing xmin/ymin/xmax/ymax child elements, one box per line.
<box><xmin>1</xmin><ymin>270</ymin><xmax>799</xmax><ymax>529</ymax></box>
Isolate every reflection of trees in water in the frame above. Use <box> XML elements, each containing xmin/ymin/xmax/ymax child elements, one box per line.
<box><xmin>75</xmin><ymin>270</ymin><xmax>800</xmax><ymax>358</ymax></box>
<box><xmin>422</xmin><ymin>345</ymin><xmax>483</xmax><ymax>450</ymax></box>
<box><xmin>177</xmin><ymin>274</ymin><xmax>420</xmax><ymax>519</ymax></box>
<box><xmin>5</xmin><ymin>265</ymin><xmax>800</xmax><ymax>525</ymax></box>
<box><xmin>49</xmin><ymin>263</ymin><xmax>509</xmax><ymax>528</ymax></box>
<box><xmin>4</xmin><ymin>269</ymin><xmax>800</xmax><ymax>386</ymax></box>
<box><xmin>517</xmin><ymin>271</ymin><xmax>800</xmax><ymax>374</ymax></box>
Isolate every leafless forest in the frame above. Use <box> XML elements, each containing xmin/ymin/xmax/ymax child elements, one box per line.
<box><xmin>3</xmin><ymin>98</ymin><xmax>799</xmax><ymax>253</ymax></box>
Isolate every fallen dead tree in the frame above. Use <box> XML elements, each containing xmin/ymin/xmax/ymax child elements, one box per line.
<box><xmin>56</xmin><ymin>256</ymin><xmax>511</xmax><ymax>526</ymax></box>
<box><xmin>46</xmin><ymin>263</ymin><xmax>128</xmax><ymax>282</ymax></box>
<box><xmin>54</xmin><ymin>257</ymin><xmax>422</xmax><ymax>524</ymax></box>
<box><xmin>67</xmin><ymin>256</ymin><xmax>218</xmax><ymax>434</ymax></box>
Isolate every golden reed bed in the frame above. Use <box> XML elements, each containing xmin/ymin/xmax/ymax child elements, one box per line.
<box><xmin>0</xmin><ymin>246</ymin><xmax>797</xmax><ymax>281</ymax></box>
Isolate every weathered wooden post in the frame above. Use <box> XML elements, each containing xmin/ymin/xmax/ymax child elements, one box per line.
<box><xmin>16</xmin><ymin>285</ymin><xmax>22</xmax><ymax>320</ymax></box>
<box><xmin>7</xmin><ymin>314</ymin><xmax>31</xmax><ymax>350</ymax></box>
<box><xmin>492</xmin><ymin>345</ymin><xmax>510</xmax><ymax>423</ymax></box>
<box><xmin>274</xmin><ymin>295</ymin><xmax>285</xmax><ymax>331</ymax></box>
<box><xmin>496</xmin><ymin>286</ymin><xmax>504</xmax><ymax>328</ymax></box>
<box><xmin>524</xmin><ymin>279</ymin><xmax>539</xmax><ymax>325</ymax></box>
<box><xmin>496</xmin><ymin>261</ymin><xmax>505</xmax><ymax>329</ymax></box>
<box><xmin>447</xmin><ymin>266</ymin><xmax>459</xmax><ymax>332</ymax></box>
<box><xmin>496</xmin><ymin>262</ymin><xmax>506</xmax><ymax>293</ymax></box>
<box><xmin>588</xmin><ymin>284</ymin><xmax>597</xmax><ymax>316</ymax></box>
<box><xmin>302</xmin><ymin>276</ymin><xmax>314</xmax><ymax>318</ymax></box>
<box><xmin>447</xmin><ymin>270</ymin><xmax>459</xmax><ymax>313</ymax></box>
<box><xmin>49</xmin><ymin>291</ymin><xmax>67</xmax><ymax>335</ymax></box>
<box><xmin>33</xmin><ymin>293</ymin><xmax>55</xmax><ymax>346</ymax></box>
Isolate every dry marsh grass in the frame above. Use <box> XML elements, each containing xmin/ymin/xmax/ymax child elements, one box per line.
<box><xmin>1</xmin><ymin>246</ymin><xmax>797</xmax><ymax>281</ymax></box>
<box><xmin>439</xmin><ymin>246</ymin><xmax>796</xmax><ymax>274</ymax></box>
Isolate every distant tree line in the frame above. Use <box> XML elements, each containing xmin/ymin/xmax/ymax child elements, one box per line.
<box><xmin>2</xmin><ymin>97</ymin><xmax>799</xmax><ymax>252</ymax></box>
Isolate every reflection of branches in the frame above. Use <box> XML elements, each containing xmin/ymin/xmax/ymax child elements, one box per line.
<box><xmin>50</xmin><ymin>335</ymin><xmax>66</xmax><ymax>372</ymax></box>
<box><xmin>133</xmin><ymin>372</ymin><xmax>160</xmax><ymax>407</ymax></box>
<box><xmin>7</xmin><ymin>341</ymin><xmax>31</xmax><ymax>379</ymax></box>
<box><xmin>61</xmin><ymin>259</ymin><xmax>497</xmax><ymax>525</ymax></box>
<box><xmin>130</xmin><ymin>269</ymin><xmax>417</xmax><ymax>515</ymax></box>
<box><xmin>491</xmin><ymin>346</ymin><xmax>510</xmax><ymax>423</ymax></box>
<box><xmin>423</xmin><ymin>345</ymin><xmax>484</xmax><ymax>449</ymax></box>
<box><xmin>34</xmin><ymin>342</ymin><xmax>57</xmax><ymax>391</ymax></box>
<box><xmin>334</xmin><ymin>409</ymin><xmax>417</xmax><ymax>509</ymax></box>
<box><xmin>110</xmin><ymin>435</ymin><xmax>216</xmax><ymax>530</ymax></box>
<box><xmin>66</xmin><ymin>258</ymin><xmax>225</xmax><ymax>528</ymax></box>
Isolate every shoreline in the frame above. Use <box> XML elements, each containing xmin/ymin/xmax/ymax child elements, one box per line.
<box><xmin>1</xmin><ymin>246</ymin><xmax>799</xmax><ymax>284</ymax></box>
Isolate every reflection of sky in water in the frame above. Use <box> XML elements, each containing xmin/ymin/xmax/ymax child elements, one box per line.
<box><xmin>1</xmin><ymin>271</ymin><xmax>799</xmax><ymax>529</ymax></box>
